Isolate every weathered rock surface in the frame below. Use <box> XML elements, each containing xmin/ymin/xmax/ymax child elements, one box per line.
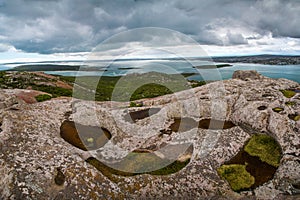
<box><xmin>232</xmin><ymin>70</ymin><xmax>263</xmax><ymax>81</ymax></box>
<box><xmin>0</xmin><ymin>71</ymin><xmax>299</xmax><ymax>199</ymax></box>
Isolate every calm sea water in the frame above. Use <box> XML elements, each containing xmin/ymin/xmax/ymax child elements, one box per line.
<box><xmin>1</xmin><ymin>59</ymin><xmax>300</xmax><ymax>83</ymax></box>
<box><xmin>189</xmin><ymin>63</ymin><xmax>300</xmax><ymax>83</ymax></box>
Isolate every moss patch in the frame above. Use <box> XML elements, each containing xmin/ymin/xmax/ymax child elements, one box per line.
<box><xmin>217</xmin><ymin>164</ymin><xmax>255</xmax><ymax>192</ymax></box>
<box><xmin>224</xmin><ymin>148</ymin><xmax>277</xmax><ymax>189</ymax></box>
<box><xmin>219</xmin><ymin>134</ymin><xmax>281</xmax><ymax>192</ymax></box>
<box><xmin>35</xmin><ymin>94</ymin><xmax>52</xmax><ymax>102</ymax></box>
<box><xmin>272</xmin><ymin>107</ymin><xmax>284</xmax><ymax>113</ymax></box>
<box><xmin>285</xmin><ymin>101</ymin><xmax>296</xmax><ymax>106</ymax></box>
<box><xmin>244</xmin><ymin>134</ymin><xmax>281</xmax><ymax>167</ymax></box>
<box><xmin>281</xmin><ymin>90</ymin><xmax>296</xmax><ymax>98</ymax></box>
<box><xmin>288</xmin><ymin>114</ymin><xmax>300</xmax><ymax>121</ymax></box>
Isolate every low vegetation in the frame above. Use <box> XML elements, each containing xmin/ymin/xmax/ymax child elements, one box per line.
<box><xmin>294</xmin><ymin>115</ymin><xmax>300</xmax><ymax>121</ymax></box>
<box><xmin>70</xmin><ymin>72</ymin><xmax>206</xmax><ymax>102</ymax></box>
<box><xmin>244</xmin><ymin>134</ymin><xmax>281</xmax><ymax>167</ymax></box>
<box><xmin>272</xmin><ymin>107</ymin><xmax>284</xmax><ymax>113</ymax></box>
<box><xmin>1</xmin><ymin>71</ymin><xmax>206</xmax><ymax>102</ymax></box>
<box><xmin>217</xmin><ymin>164</ymin><xmax>255</xmax><ymax>192</ymax></box>
<box><xmin>288</xmin><ymin>114</ymin><xmax>300</xmax><ymax>121</ymax></box>
<box><xmin>31</xmin><ymin>85</ymin><xmax>72</xmax><ymax>98</ymax></box>
<box><xmin>188</xmin><ymin>80</ymin><xmax>206</xmax><ymax>88</ymax></box>
<box><xmin>285</xmin><ymin>101</ymin><xmax>296</xmax><ymax>106</ymax></box>
<box><xmin>280</xmin><ymin>89</ymin><xmax>296</xmax><ymax>98</ymax></box>
<box><xmin>218</xmin><ymin>134</ymin><xmax>281</xmax><ymax>192</ymax></box>
<box><xmin>130</xmin><ymin>83</ymin><xmax>173</xmax><ymax>101</ymax></box>
<box><xmin>35</xmin><ymin>94</ymin><xmax>52</xmax><ymax>102</ymax></box>
<box><xmin>129</xmin><ymin>101</ymin><xmax>143</xmax><ymax>107</ymax></box>
<box><xmin>0</xmin><ymin>71</ymin><xmax>73</xmax><ymax>98</ymax></box>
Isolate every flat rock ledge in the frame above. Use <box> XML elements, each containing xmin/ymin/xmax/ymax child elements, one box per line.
<box><xmin>0</xmin><ymin>71</ymin><xmax>299</xmax><ymax>199</ymax></box>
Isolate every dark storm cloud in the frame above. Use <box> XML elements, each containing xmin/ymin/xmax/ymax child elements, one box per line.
<box><xmin>0</xmin><ymin>0</ymin><xmax>299</xmax><ymax>54</ymax></box>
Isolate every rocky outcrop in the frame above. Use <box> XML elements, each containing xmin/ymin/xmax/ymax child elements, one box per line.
<box><xmin>0</xmin><ymin>71</ymin><xmax>299</xmax><ymax>199</ymax></box>
<box><xmin>232</xmin><ymin>70</ymin><xmax>263</xmax><ymax>81</ymax></box>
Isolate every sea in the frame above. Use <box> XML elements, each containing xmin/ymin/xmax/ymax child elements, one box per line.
<box><xmin>1</xmin><ymin>59</ymin><xmax>299</xmax><ymax>83</ymax></box>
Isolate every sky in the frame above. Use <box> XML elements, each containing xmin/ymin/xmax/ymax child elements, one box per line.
<box><xmin>0</xmin><ymin>0</ymin><xmax>300</xmax><ymax>63</ymax></box>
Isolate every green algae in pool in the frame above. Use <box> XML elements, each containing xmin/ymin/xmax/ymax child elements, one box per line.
<box><xmin>60</xmin><ymin>120</ymin><xmax>112</xmax><ymax>151</ymax></box>
<box><xmin>86</xmin><ymin>153</ymin><xmax>190</xmax><ymax>178</ymax></box>
<box><xmin>86</xmin><ymin>145</ymin><xmax>193</xmax><ymax>179</ymax></box>
<box><xmin>218</xmin><ymin>134</ymin><xmax>282</xmax><ymax>192</ymax></box>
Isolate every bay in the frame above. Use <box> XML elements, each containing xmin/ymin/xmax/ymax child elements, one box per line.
<box><xmin>1</xmin><ymin>59</ymin><xmax>299</xmax><ymax>83</ymax></box>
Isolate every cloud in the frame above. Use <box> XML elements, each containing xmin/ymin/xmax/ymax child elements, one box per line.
<box><xmin>226</xmin><ymin>32</ymin><xmax>248</xmax><ymax>45</ymax></box>
<box><xmin>0</xmin><ymin>0</ymin><xmax>299</xmax><ymax>55</ymax></box>
<box><xmin>0</xmin><ymin>43</ymin><xmax>14</xmax><ymax>52</ymax></box>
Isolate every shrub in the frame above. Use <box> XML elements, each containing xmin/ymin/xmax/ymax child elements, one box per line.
<box><xmin>244</xmin><ymin>134</ymin><xmax>281</xmax><ymax>167</ymax></box>
<box><xmin>35</xmin><ymin>94</ymin><xmax>52</xmax><ymax>102</ymax></box>
<box><xmin>217</xmin><ymin>164</ymin><xmax>255</xmax><ymax>192</ymax></box>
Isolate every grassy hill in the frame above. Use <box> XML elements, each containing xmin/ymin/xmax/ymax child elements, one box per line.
<box><xmin>0</xmin><ymin>71</ymin><xmax>206</xmax><ymax>102</ymax></box>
